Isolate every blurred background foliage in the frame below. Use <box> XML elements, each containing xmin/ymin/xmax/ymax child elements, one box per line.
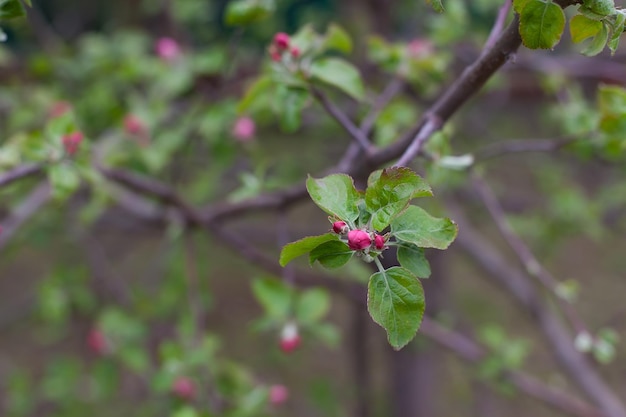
<box><xmin>1</xmin><ymin>0</ymin><xmax>626</xmax><ymax>416</ymax></box>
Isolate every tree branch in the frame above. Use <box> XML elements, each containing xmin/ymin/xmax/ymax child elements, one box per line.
<box><xmin>0</xmin><ymin>164</ymin><xmax>43</xmax><ymax>188</ymax></box>
<box><xmin>449</xmin><ymin>204</ymin><xmax>626</xmax><ymax>417</ymax></box>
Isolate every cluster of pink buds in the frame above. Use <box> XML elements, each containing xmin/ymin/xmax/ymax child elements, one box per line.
<box><xmin>279</xmin><ymin>321</ymin><xmax>301</xmax><ymax>353</ymax></box>
<box><xmin>62</xmin><ymin>131</ymin><xmax>84</xmax><ymax>156</ymax></box>
<box><xmin>123</xmin><ymin>114</ymin><xmax>150</xmax><ymax>146</ymax></box>
<box><xmin>171</xmin><ymin>376</ymin><xmax>196</xmax><ymax>401</ymax></box>
<box><xmin>268</xmin><ymin>32</ymin><xmax>300</xmax><ymax>62</ymax></box>
<box><xmin>331</xmin><ymin>220</ymin><xmax>388</xmax><ymax>252</ymax></box>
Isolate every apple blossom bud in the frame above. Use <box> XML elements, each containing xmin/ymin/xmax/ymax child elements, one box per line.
<box><xmin>374</xmin><ymin>234</ymin><xmax>385</xmax><ymax>250</ymax></box>
<box><xmin>124</xmin><ymin>114</ymin><xmax>145</xmax><ymax>136</ymax></box>
<box><xmin>332</xmin><ymin>221</ymin><xmax>348</xmax><ymax>234</ymax></box>
<box><xmin>273</xmin><ymin>32</ymin><xmax>290</xmax><ymax>50</ymax></box>
<box><xmin>407</xmin><ymin>39</ymin><xmax>433</xmax><ymax>58</ymax></box>
<box><xmin>290</xmin><ymin>47</ymin><xmax>300</xmax><ymax>58</ymax></box>
<box><xmin>232</xmin><ymin>116</ymin><xmax>256</xmax><ymax>142</ymax></box>
<box><xmin>155</xmin><ymin>37</ymin><xmax>181</xmax><ymax>62</ymax></box>
<box><xmin>171</xmin><ymin>377</ymin><xmax>195</xmax><ymax>401</ymax></box>
<box><xmin>347</xmin><ymin>229</ymin><xmax>372</xmax><ymax>251</ymax></box>
<box><xmin>62</xmin><ymin>131</ymin><xmax>83</xmax><ymax>156</ymax></box>
<box><xmin>49</xmin><ymin>101</ymin><xmax>72</xmax><ymax>118</ymax></box>
<box><xmin>270</xmin><ymin>50</ymin><xmax>282</xmax><ymax>62</ymax></box>
<box><xmin>279</xmin><ymin>322</ymin><xmax>301</xmax><ymax>353</ymax></box>
<box><xmin>269</xmin><ymin>384</ymin><xmax>289</xmax><ymax>405</ymax></box>
<box><xmin>87</xmin><ymin>328</ymin><xmax>108</xmax><ymax>355</ymax></box>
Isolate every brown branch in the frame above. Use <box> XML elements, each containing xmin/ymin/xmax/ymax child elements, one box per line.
<box><xmin>0</xmin><ymin>181</ymin><xmax>51</xmax><ymax>250</ymax></box>
<box><xmin>360</xmin><ymin>77</ymin><xmax>405</xmax><ymax>135</ymax></box>
<box><xmin>312</xmin><ymin>87</ymin><xmax>374</xmax><ymax>154</ymax></box>
<box><xmin>0</xmin><ymin>164</ymin><xmax>43</xmax><ymax>188</ymax></box>
<box><xmin>470</xmin><ymin>172</ymin><xmax>588</xmax><ymax>335</ymax></box>
<box><xmin>420</xmin><ymin>317</ymin><xmax>608</xmax><ymax>417</ymax></box>
<box><xmin>483</xmin><ymin>1</ymin><xmax>512</xmax><ymax>54</ymax></box>
<box><xmin>449</xmin><ymin>205</ymin><xmax>626</xmax><ymax>417</ymax></box>
<box><xmin>475</xmin><ymin>138</ymin><xmax>575</xmax><ymax>161</ymax></box>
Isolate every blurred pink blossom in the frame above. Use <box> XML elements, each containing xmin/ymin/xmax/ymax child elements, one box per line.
<box><xmin>269</xmin><ymin>384</ymin><xmax>289</xmax><ymax>405</ymax></box>
<box><xmin>155</xmin><ymin>37</ymin><xmax>181</xmax><ymax>61</ymax></box>
<box><xmin>232</xmin><ymin>116</ymin><xmax>256</xmax><ymax>142</ymax></box>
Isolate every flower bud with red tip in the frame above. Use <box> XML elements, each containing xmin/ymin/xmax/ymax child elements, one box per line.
<box><xmin>290</xmin><ymin>47</ymin><xmax>300</xmax><ymax>58</ymax></box>
<box><xmin>273</xmin><ymin>32</ymin><xmax>290</xmax><ymax>50</ymax></box>
<box><xmin>348</xmin><ymin>229</ymin><xmax>372</xmax><ymax>251</ymax></box>
<box><xmin>62</xmin><ymin>132</ymin><xmax>83</xmax><ymax>156</ymax></box>
<box><xmin>332</xmin><ymin>221</ymin><xmax>348</xmax><ymax>235</ymax></box>
<box><xmin>374</xmin><ymin>234</ymin><xmax>386</xmax><ymax>250</ymax></box>
<box><xmin>279</xmin><ymin>322</ymin><xmax>301</xmax><ymax>353</ymax></box>
<box><xmin>87</xmin><ymin>328</ymin><xmax>109</xmax><ymax>356</ymax></box>
<box><xmin>171</xmin><ymin>377</ymin><xmax>196</xmax><ymax>401</ymax></box>
<box><xmin>269</xmin><ymin>384</ymin><xmax>289</xmax><ymax>405</ymax></box>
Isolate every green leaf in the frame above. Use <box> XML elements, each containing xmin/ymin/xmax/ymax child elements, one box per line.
<box><xmin>323</xmin><ymin>23</ymin><xmax>353</xmax><ymax>53</ymax></box>
<box><xmin>306</xmin><ymin>174</ymin><xmax>362</xmax><ymax>223</ymax></box>
<box><xmin>608</xmin><ymin>12</ymin><xmax>625</xmax><ymax>54</ymax></box>
<box><xmin>581</xmin><ymin>0</ymin><xmax>616</xmax><ymax>17</ymax></box>
<box><xmin>310</xmin><ymin>57</ymin><xmax>365</xmax><ymax>101</ymax></box>
<box><xmin>0</xmin><ymin>0</ymin><xmax>25</xmax><ymax>19</ymax></box>
<box><xmin>391</xmin><ymin>205</ymin><xmax>458</xmax><ymax>249</ymax></box>
<box><xmin>426</xmin><ymin>0</ymin><xmax>444</xmax><ymax>13</ymax></box>
<box><xmin>570</xmin><ymin>14</ymin><xmax>603</xmax><ymax>43</ymax></box>
<box><xmin>238</xmin><ymin>76</ymin><xmax>273</xmax><ymax>113</ymax></box>
<box><xmin>365</xmin><ymin>167</ymin><xmax>433</xmax><ymax>231</ymax></box>
<box><xmin>397</xmin><ymin>244</ymin><xmax>431</xmax><ymax>278</ymax></box>
<box><xmin>582</xmin><ymin>22</ymin><xmax>609</xmax><ymax>56</ymax></box>
<box><xmin>225</xmin><ymin>0</ymin><xmax>274</xmax><ymax>26</ymax></box>
<box><xmin>276</xmin><ymin>86</ymin><xmax>309</xmax><ymax>133</ymax></box>
<box><xmin>280</xmin><ymin>233</ymin><xmax>339</xmax><ymax>267</ymax></box>
<box><xmin>309</xmin><ymin>240</ymin><xmax>354</xmax><ymax>269</ymax></box>
<box><xmin>598</xmin><ymin>85</ymin><xmax>626</xmax><ymax>116</ymax></box>
<box><xmin>48</xmin><ymin>163</ymin><xmax>81</xmax><ymax>201</ymax></box>
<box><xmin>367</xmin><ymin>266</ymin><xmax>425</xmax><ymax>350</ymax></box>
<box><xmin>513</xmin><ymin>0</ymin><xmax>532</xmax><ymax>14</ymax></box>
<box><xmin>519</xmin><ymin>0</ymin><xmax>566</xmax><ymax>50</ymax></box>
<box><xmin>296</xmin><ymin>288</ymin><xmax>331</xmax><ymax>323</ymax></box>
<box><xmin>251</xmin><ymin>278</ymin><xmax>293</xmax><ymax>319</ymax></box>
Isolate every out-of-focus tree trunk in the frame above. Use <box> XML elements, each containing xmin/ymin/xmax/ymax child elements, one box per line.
<box><xmin>389</xmin><ymin>250</ymin><xmax>446</xmax><ymax>417</ymax></box>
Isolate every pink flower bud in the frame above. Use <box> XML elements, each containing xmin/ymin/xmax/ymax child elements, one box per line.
<box><xmin>273</xmin><ymin>32</ymin><xmax>290</xmax><ymax>50</ymax></box>
<box><xmin>407</xmin><ymin>39</ymin><xmax>433</xmax><ymax>58</ymax></box>
<box><xmin>347</xmin><ymin>229</ymin><xmax>372</xmax><ymax>251</ymax></box>
<box><xmin>171</xmin><ymin>377</ymin><xmax>196</xmax><ymax>401</ymax></box>
<box><xmin>62</xmin><ymin>131</ymin><xmax>83</xmax><ymax>156</ymax></box>
<box><xmin>155</xmin><ymin>37</ymin><xmax>181</xmax><ymax>62</ymax></box>
<box><xmin>269</xmin><ymin>384</ymin><xmax>289</xmax><ymax>405</ymax></box>
<box><xmin>290</xmin><ymin>46</ymin><xmax>300</xmax><ymax>58</ymax></box>
<box><xmin>270</xmin><ymin>50</ymin><xmax>282</xmax><ymax>62</ymax></box>
<box><xmin>279</xmin><ymin>322</ymin><xmax>301</xmax><ymax>354</ymax></box>
<box><xmin>332</xmin><ymin>221</ymin><xmax>348</xmax><ymax>234</ymax></box>
<box><xmin>232</xmin><ymin>116</ymin><xmax>256</xmax><ymax>142</ymax></box>
<box><xmin>49</xmin><ymin>101</ymin><xmax>72</xmax><ymax>118</ymax></box>
<box><xmin>124</xmin><ymin>114</ymin><xmax>145</xmax><ymax>136</ymax></box>
<box><xmin>86</xmin><ymin>328</ymin><xmax>108</xmax><ymax>356</ymax></box>
<box><xmin>374</xmin><ymin>234</ymin><xmax>385</xmax><ymax>250</ymax></box>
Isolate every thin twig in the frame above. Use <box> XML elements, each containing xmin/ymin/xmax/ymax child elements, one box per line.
<box><xmin>360</xmin><ymin>77</ymin><xmax>405</xmax><ymax>135</ymax></box>
<box><xmin>0</xmin><ymin>182</ymin><xmax>51</xmax><ymax>250</ymax></box>
<box><xmin>450</xmin><ymin>204</ymin><xmax>626</xmax><ymax>417</ymax></box>
<box><xmin>482</xmin><ymin>1</ymin><xmax>512</xmax><ymax>54</ymax></box>
<box><xmin>0</xmin><ymin>164</ymin><xmax>43</xmax><ymax>188</ymax></box>
<box><xmin>395</xmin><ymin>114</ymin><xmax>442</xmax><ymax>167</ymax></box>
<box><xmin>312</xmin><ymin>87</ymin><xmax>374</xmax><ymax>155</ymax></box>
<box><xmin>420</xmin><ymin>317</ymin><xmax>608</xmax><ymax>417</ymax></box>
<box><xmin>475</xmin><ymin>138</ymin><xmax>575</xmax><ymax>161</ymax></box>
<box><xmin>470</xmin><ymin>172</ymin><xmax>587</xmax><ymax>335</ymax></box>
